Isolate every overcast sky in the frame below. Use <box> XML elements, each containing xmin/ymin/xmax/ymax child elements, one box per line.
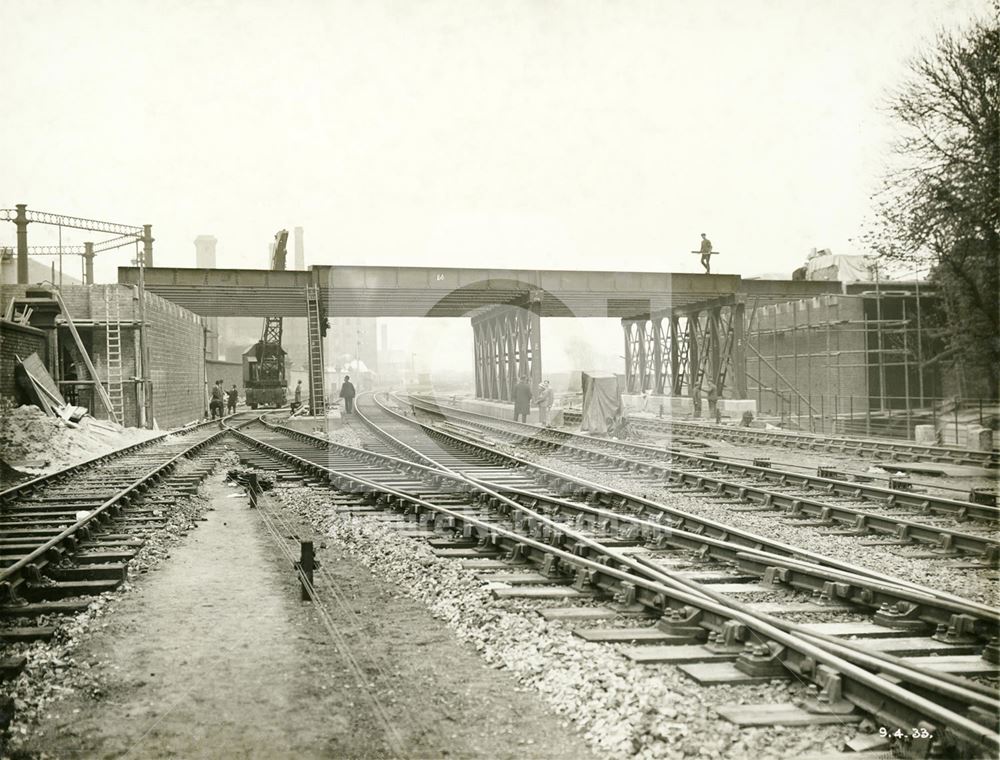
<box><xmin>2</xmin><ymin>0</ymin><xmax>988</xmax><ymax>372</ymax></box>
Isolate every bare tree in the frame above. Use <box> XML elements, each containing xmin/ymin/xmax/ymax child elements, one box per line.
<box><xmin>867</xmin><ymin>19</ymin><xmax>999</xmax><ymax>399</ymax></box>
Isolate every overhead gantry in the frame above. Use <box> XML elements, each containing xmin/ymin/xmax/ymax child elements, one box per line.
<box><xmin>2</xmin><ymin>204</ymin><xmax>154</xmax><ymax>283</ymax></box>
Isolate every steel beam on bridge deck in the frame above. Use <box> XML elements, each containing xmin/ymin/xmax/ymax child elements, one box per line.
<box><xmin>622</xmin><ymin>296</ymin><xmax>749</xmax><ymax>401</ymax></box>
<box><xmin>471</xmin><ymin>296</ymin><xmax>542</xmax><ymax>402</ymax></box>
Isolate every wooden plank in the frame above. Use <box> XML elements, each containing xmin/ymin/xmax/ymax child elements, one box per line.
<box><xmin>798</xmin><ymin>622</ymin><xmax>911</xmax><ymax>638</ymax></box>
<box><xmin>426</xmin><ymin>538</ymin><xmax>477</xmax><ymax>548</ymax></box>
<box><xmin>695</xmin><ymin>582</ymin><xmax>771</xmax><ymax>594</ymax></box>
<box><xmin>859</xmin><ymin>637</ymin><xmax>980</xmax><ymax>656</ymax></box>
<box><xmin>538</xmin><ymin>606</ymin><xmax>620</xmax><ymax>622</ymax></box>
<box><xmin>675</xmin><ymin>571</ymin><xmax>758</xmax><ymax>584</ymax></box>
<box><xmin>0</xmin><ymin>626</ymin><xmax>56</xmax><ymax>643</ymax></box>
<box><xmin>477</xmin><ymin>572</ymin><xmax>554</xmax><ymax>585</ymax></box>
<box><xmin>432</xmin><ymin>548</ymin><xmax>499</xmax><ymax>558</ymax></box>
<box><xmin>679</xmin><ymin>661</ymin><xmax>792</xmax><ymax>685</ymax></box>
<box><xmin>716</xmin><ymin>702</ymin><xmax>860</xmax><ymax>726</ymax></box>
<box><xmin>622</xmin><ymin>645</ymin><xmax>734</xmax><ymax>664</ymax></box>
<box><xmin>491</xmin><ymin>586</ymin><xmax>587</xmax><ymax>600</ymax></box>
<box><xmin>573</xmin><ymin>627</ymin><xmax>693</xmax><ymax>644</ymax></box>
<box><xmin>0</xmin><ymin>600</ymin><xmax>92</xmax><ymax>617</ymax></box>
<box><xmin>899</xmin><ymin>655</ymin><xmax>1000</xmax><ymax>676</ymax></box>
<box><xmin>0</xmin><ymin>656</ymin><xmax>27</xmax><ymax>680</ymax></box>
<box><xmin>460</xmin><ymin>559</ymin><xmax>511</xmax><ymax>569</ymax></box>
<box><xmin>746</xmin><ymin>601</ymin><xmax>854</xmax><ymax>614</ymax></box>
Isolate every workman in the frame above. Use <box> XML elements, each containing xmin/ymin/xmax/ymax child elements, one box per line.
<box><xmin>210</xmin><ymin>380</ymin><xmax>225</xmax><ymax>419</ymax></box>
<box><xmin>339</xmin><ymin>375</ymin><xmax>357</xmax><ymax>414</ymax></box>
<box><xmin>699</xmin><ymin>233</ymin><xmax>714</xmax><ymax>274</ymax></box>
<box><xmin>293</xmin><ymin>380</ymin><xmax>303</xmax><ymax>412</ymax></box>
<box><xmin>536</xmin><ymin>379</ymin><xmax>554</xmax><ymax>426</ymax></box>
<box><xmin>226</xmin><ymin>384</ymin><xmax>238</xmax><ymax>414</ymax></box>
<box><xmin>706</xmin><ymin>381</ymin><xmax>720</xmax><ymax>422</ymax></box>
<box><xmin>513</xmin><ymin>375</ymin><xmax>532</xmax><ymax>423</ymax></box>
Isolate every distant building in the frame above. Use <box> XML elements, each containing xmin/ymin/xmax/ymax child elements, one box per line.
<box><xmin>1</xmin><ymin>249</ymin><xmax>84</xmax><ymax>287</ymax></box>
<box><xmin>194</xmin><ymin>236</ymin><xmax>221</xmax><ymax>359</ymax></box>
<box><xmin>328</xmin><ymin>318</ymin><xmax>378</xmax><ymax>375</ymax></box>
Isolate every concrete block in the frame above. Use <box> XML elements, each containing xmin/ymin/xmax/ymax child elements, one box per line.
<box><xmin>630</xmin><ymin>395</ymin><xmax>694</xmax><ymax>416</ymax></box>
<box><xmin>718</xmin><ymin>399</ymin><xmax>757</xmax><ymax>416</ymax></box>
<box><xmin>621</xmin><ymin>394</ymin><xmax>649</xmax><ymax>412</ymax></box>
<box><xmin>914</xmin><ymin>424</ymin><xmax>937</xmax><ymax>445</ymax></box>
<box><xmin>965</xmin><ymin>426</ymin><xmax>993</xmax><ymax>452</ymax></box>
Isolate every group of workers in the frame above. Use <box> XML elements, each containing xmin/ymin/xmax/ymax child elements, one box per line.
<box><xmin>209</xmin><ymin>380</ymin><xmax>240</xmax><ymax>419</ymax></box>
<box><xmin>512</xmin><ymin>376</ymin><xmax>556</xmax><ymax>425</ymax></box>
<box><xmin>207</xmin><ymin>375</ymin><xmax>358</xmax><ymax>419</ymax></box>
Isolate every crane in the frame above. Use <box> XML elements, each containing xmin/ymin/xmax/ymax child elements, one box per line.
<box><xmin>243</xmin><ymin>230</ymin><xmax>289</xmax><ymax>408</ymax></box>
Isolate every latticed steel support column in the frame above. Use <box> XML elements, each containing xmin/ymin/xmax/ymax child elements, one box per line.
<box><xmin>621</xmin><ymin>297</ymin><xmax>749</xmax><ymax>400</ymax></box>
<box><xmin>471</xmin><ymin>297</ymin><xmax>542</xmax><ymax>401</ymax></box>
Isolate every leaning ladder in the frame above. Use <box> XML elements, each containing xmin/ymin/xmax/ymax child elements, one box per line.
<box><xmin>48</xmin><ymin>288</ymin><xmax>119</xmax><ymax>424</ymax></box>
<box><xmin>103</xmin><ymin>289</ymin><xmax>125</xmax><ymax>424</ymax></box>
<box><xmin>305</xmin><ymin>286</ymin><xmax>326</xmax><ymax>415</ymax></box>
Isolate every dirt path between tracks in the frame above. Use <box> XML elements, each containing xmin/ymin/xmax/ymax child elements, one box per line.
<box><xmin>20</xmin><ymin>475</ymin><xmax>593</xmax><ymax>759</ymax></box>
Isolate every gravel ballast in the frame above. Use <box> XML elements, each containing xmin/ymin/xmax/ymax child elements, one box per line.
<box><xmin>0</xmin><ymin>452</ymin><xmax>235</xmax><ymax>755</ymax></box>
<box><xmin>277</xmin><ymin>485</ymin><xmax>859</xmax><ymax>760</ymax></box>
<box><xmin>492</xmin><ymin>444</ymin><xmax>999</xmax><ymax>607</ymax></box>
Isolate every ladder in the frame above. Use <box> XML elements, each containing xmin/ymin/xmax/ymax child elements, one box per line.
<box><xmin>44</xmin><ymin>289</ymin><xmax>119</xmax><ymax>424</ymax></box>
<box><xmin>305</xmin><ymin>286</ymin><xmax>326</xmax><ymax>415</ymax></box>
<box><xmin>103</xmin><ymin>288</ymin><xmax>125</xmax><ymax>424</ymax></box>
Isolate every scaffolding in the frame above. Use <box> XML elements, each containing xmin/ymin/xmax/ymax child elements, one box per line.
<box><xmin>745</xmin><ymin>286</ymin><xmax>969</xmax><ymax>436</ymax></box>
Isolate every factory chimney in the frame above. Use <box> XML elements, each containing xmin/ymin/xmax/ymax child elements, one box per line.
<box><xmin>294</xmin><ymin>227</ymin><xmax>305</xmax><ymax>270</ymax></box>
<box><xmin>194</xmin><ymin>235</ymin><xmax>217</xmax><ymax>269</ymax></box>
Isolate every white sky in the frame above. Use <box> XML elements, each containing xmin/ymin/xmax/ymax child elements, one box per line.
<box><xmin>2</xmin><ymin>0</ymin><xmax>988</xmax><ymax>372</ymax></box>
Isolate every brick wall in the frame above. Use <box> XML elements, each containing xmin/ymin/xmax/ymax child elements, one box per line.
<box><xmin>0</xmin><ymin>284</ymin><xmax>206</xmax><ymax>429</ymax></box>
<box><xmin>0</xmin><ymin>321</ymin><xmax>48</xmax><ymax>405</ymax></box>
<box><xmin>206</xmin><ymin>360</ymin><xmax>243</xmax><ymax>398</ymax></box>
<box><xmin>143</xmin><ymin>290</ymin><xmax>206</xmax><ymax>428</ymax></box>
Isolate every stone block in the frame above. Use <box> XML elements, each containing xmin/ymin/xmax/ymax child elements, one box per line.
<box><xmin>914</xmin><ymin>424</ymin><xmax>937</xmax><ymax>445</ymax></box>
<box><xmin>965</xmin><ymin>425</ymin><xmax>993</xmax><ymax>452</ymax></box>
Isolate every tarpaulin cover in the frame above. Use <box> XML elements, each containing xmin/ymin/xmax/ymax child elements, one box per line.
<box><xmin>805</xmin><ymin>252</ymin><xmax>873</xmax><ymax>282</ymax></box>
<box><xmin>580</xmin><ymin>372</ymin><xmax>622</xmax><ymax>434</ymax></box>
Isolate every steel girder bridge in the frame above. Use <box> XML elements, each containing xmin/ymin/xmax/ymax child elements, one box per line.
<box><xmin>117</xmin><ymin>264</ymin><xmax>842</xmax><ymax>404</ymax></box>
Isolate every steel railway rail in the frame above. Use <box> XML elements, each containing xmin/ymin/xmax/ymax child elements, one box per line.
<box><xmin>391</xmin><ymin>395</ymin><xmax>1000</xmax><ymax>564</ymax></box>
<box><xmin>408</xmin><ymin>396</ymin><xmax>1000</xmax><ymax>525</ymax></box>
<box><xmin>562</xmin><ymin>410</ymin><xmax>1000</xmax><ymax>469</ymax></box>
<box><xmin>0</xmin><ymin>413</ymin><xmax>253</xmax><ymax>613</ymax></box>
<box><xmin>226</xmin><ymin>404</ymin><xmax>999</xmax><ymax>758</ymax></box>
<box><xmin>268</xmin><ymin>397</ymin><xmax>1000</xmax><ymax>624</ymax></box>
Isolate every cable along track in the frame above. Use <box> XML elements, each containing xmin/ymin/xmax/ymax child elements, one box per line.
<box><xmin>229</xmin><ymin>399</ymin><xmax>999</xmax><ymax>759</ymax></box>
<box><xmin>399</xmin><ymin>395</ymin><xmax>1000</xmax><ymax>563</ymax></box>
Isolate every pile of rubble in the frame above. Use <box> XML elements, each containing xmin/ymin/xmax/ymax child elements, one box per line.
<box><xmin>0</xmin><ymin>405</ymin><xmax>159</xmax><ymax>475</ymax></box>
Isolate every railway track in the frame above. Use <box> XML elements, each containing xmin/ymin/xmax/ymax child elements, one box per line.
<box><xmin>562</xmin><ymin>410</ymin><xmax>1000</xmax><ymax>470</ymax></box>
<box><xmin>393</xmin><ymin>395</ymin><xmax>1000</xmax><ymax>564</ymax></box>
<box><xmin>226</xmin><ymin>398</ymin><xmax>1000</xmax><ymax>758</ymax></box>
<box><xmin>0</xmin><ymin>412</ymin><xmax>254</xmax><ymax>670</ymax></box>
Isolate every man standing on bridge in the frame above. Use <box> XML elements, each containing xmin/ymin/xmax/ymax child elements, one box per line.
<box><xmin>339</xmin><ymin>375</ymin><xmax>357</xmax><ymax>414</ymax></box>
<box><xmin>698</xmin><ymin>233</ymin><xmax>714</xmax><ymax>274</ymax></box>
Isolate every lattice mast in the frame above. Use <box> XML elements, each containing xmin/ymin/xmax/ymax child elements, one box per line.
<box><xmin>256</xmin><ymin>230</ymin><xmax>289</xmax><ymax>386</ymax></box>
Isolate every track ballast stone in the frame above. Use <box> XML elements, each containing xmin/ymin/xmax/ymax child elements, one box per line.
<box><xmin>278</xmin><ymin>485</ymin><xmax>852</xmax><ymax>759</ymax></box>
<box><xmin>497</xmin><ymin>444</ymin><xmax>999</xmax><ymax>607</ymax></box>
